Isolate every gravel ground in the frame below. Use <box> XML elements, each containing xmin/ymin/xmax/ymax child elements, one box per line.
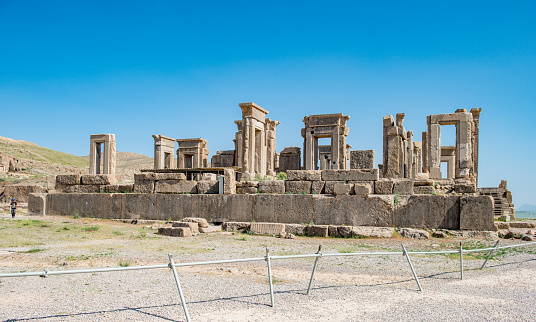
<box><xmin>1</xmin><ymin>211</ymin><xmax>535</xmax><ymax>321</ymax></box>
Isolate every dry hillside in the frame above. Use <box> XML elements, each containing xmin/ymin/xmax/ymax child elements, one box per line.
<box><xmin>0</xmin><ymin>136</ymin><xmax>153</xmax><ymax>187</ymax></box>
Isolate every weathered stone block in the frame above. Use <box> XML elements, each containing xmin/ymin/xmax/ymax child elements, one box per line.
<box><xmin>328</xmin><ymin>225</ymin><xmax>340</xmax><ymax>237</ymax></box>
<box><xmin>223</xmin><ymin>169</ymin><xmax>236</xmax><ymax>194</ymax></box>
<box><xmin>28</xmin><ymin>193</ymin><xmax>47</xmax><ymax>215</ymax></box>
<box><xmin>285</xmin><ymin>181</ymin><xmax>312</xmax><ymax>194</ymax></box>
<box><xmin>460</xmin><ymin>196</ymin><xmax>494</xmax><ymax>230</ymax></box>
<box><xmin>396</xmin><ymin>228</ymin><xmax>429</xmax><ymax>239</ymax></box>
<box><xmin>333</xmin><ymin>183</ymin><xmax>353</xmax><ymax>195</ymax></box>
<box><xmin>173</xmin><ymin>222</ymin><xmax>199</xmax><ymax>234</ymax></box>
<box><xmin>77</xmin><ymin>185</ymin><xmax>100</xmax><ymax>193</ymax></box>
<box><xmin>337</xmin><ymin>226</ymin><xmax>393</xmax><ymax>238</ymax></box>
<box><xmin>158</xmin><ymin>227</ymin><xmax>192</xmax><ymax>237</ymax></box>
<box><xmin>413</xmin><ymin>179</ymin><xmax>434</xmax><ymax>186</ymax></box>
<box><xmin>350</xmin><ymin>150</ymin><xmax>375</xmax><ymax>170</ymax></box>
<box><xmin>353</xmin><ymin>183</ymin><xmax>372</xmax><ymax>196</ymax></box>
<box><xmin>237</xmin><ymin>187</ymin><xmax>257</xmax><ymax>194</ymax></box>
<box><xmin>321</xmin><ymin>169</ymin><xmax>379</xmax><ymax>181</ymax></box>
<box><xmin>311</xmin><ymin>181</ymin><xmax>325</xmax><ymax>194</ymax></box>
<box><xmin>454</xmin><ymin>181</ymin><xmax>477</xmax><ymax>193</ymax></box>
<box><xmin>103</xmin><ymin>184</ymin><xmax>134</xmax><ymax>193</ymax></box>
<box><xmin>393</xmin><ymin>179</ymin><xmax>413</xmax><ymax>195</ymax></box>
<box><xmin>199</xmin><ymin>225</ymin><xmax>222</xmax><ymax>233</ymax></box>
<box><xmin>375</xmin><ymin>179</ymin><xmax>394</xmax><ymax>194</ymax></box>
<box><xmin>4</xmin><ymin>185</ymin><xmax>45</xmax><ymax>202</ymax></box>
<box><xmin>183</xmin><ymin>217</ymin><xmax>209</xmax><ymax>228</ymax></box>
<box><xmin>196</xmin><ymin>180</ymin><xmax>219</xmax><ymax>194</ymax></box>
<box><xmin>324</xmin><ymin>181</ymin><xmax>344</xmax><ymax>194</ymax></box>
<box><xmin>286</xmin><ymin>170</ymin><xmax>322</xmax><ymax>181</ymax></box>
<box><xmin>133</xmin><ymin>181</ymin><xmax>155</xmax><ymax>194</ymax></box>
<box><xmin>509</xmin><ymin>222</ymin><xmax>536</xmax><ymax>229</ymax></box>
<box><xmin>250</xmin><ymin>223</ymin><xmax>285</xmax><ymax>235</ymax></box>
<box><xmin>236</xmin><ymin>181</ymin><xmax>259</xmax><ymax>188</ymax></box>
<box><xmin>56</xmin><ymin>174</ymin><xmax>81</xmax><ymax>185</ymax></box>
<box><xmin>154</xmin><ymin>173</ymin><xmax>186</xmax><ymax>180</ymax></box>
<box><xmin>413</xmin><ymin>186</ymin><xmax>436</xmax><ymax>195</ymax></box>
<box><xmin>202</xmin><ymin>173</ymin><xmax>217</xmax><ymax>181</ymax></box>
<box><xmin>223</xmin><ymin>222</ymin><xmax>250</xmax><ymax>232</ymax></box>
<box><xmin>134</xmin><ymin>173</ymin><xmax>156</xmax><ymax>181</ymax></box>
<box><xmin>258</xmin><ymin>180</ymin><xmax>285</xmax><ymax>194</ymax></box>
<box><xmin>81</xmin><ymin>174</ymin><xmax>116</xmax><ymax>185</ymax></box>
<box><xmin>306</xmin><ymin>225</ymin><xmax>329</xmax><ymax>237</ymax></box>
<box><xmin>286</xmin><ymin>223</ymin><xmax>306</xmax><ymax>236</ymax></box>
<box><xmin>155</xmin><ymin>180</ymin><xmax>197</xmax><ymax>194</ymax></box>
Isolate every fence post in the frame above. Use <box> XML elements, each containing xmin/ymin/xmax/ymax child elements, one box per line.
<box><xmin>265</xmin><ymin>247</ymin><xmax>275</xmax><ymax>307</ymax></box>
<box><xmin>459</xmin><ymin>242</ymin><xmax>464</xmax><ymax>280</ymax></box>
<box><xmin>306</xmin><ymin>245</ymin><xmax>322</xmax><ymax>295</ymax></box>
<box><xmin>401</xmin><ymin>244</ymin><xmax>422</xmax><ymax>292</ymax></box>
<box><xmin>480</xmin><ymin>240</ymin><xmax>500</xmax><ymax>270</ymax></box>
<box><xmin>168</xmin><ymin>254</ymin><xmax>191</xmax><ymax>322</ymax></box>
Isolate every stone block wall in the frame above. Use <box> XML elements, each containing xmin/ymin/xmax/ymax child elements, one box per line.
<box><xmin>39</xmin><ymin>193</ymin><xmax>495</xmax><ymax>231</ymax></box>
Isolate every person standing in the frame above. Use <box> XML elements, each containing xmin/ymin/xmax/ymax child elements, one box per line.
<box><xmin>10</xmin><ymin>199</ymin><xmax>17</xmax><ymax>218</ymax></box>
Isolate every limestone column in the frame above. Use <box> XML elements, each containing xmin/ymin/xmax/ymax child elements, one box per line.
<box><xmin>428</xmin><ymin>123</ymin><xmax>441</xmax><ymax>179</ymax></box>
<box><xmin>471</xmin><ymin>108</ymin><xmax>481</xmax><ymax>185</ymax></box>
<box><xmin>304</xmin><ymin>129</ymin><xmax>315</xmax><ymax>170</ymax></box>
<box><xmin>331</xmin><ymin>126</ymin><xmax>341</xmax><ymax>170</ymax></box>
<box><xmin>455</xmin><ymin>120</ymin><xmax>472</xmax><ymax>178</ymax></box>
<box><xmin>421</xmin><ymin>131</ymin><xmax>428</xmax><ymax>173</ymax></box>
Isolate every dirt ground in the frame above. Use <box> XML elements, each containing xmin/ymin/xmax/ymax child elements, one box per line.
<box><xmin>1</xmin><ymin>208</ymin><xmax>535</xmax><ymax>321</ymax></box>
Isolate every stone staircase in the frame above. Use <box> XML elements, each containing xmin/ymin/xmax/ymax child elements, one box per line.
<box><xmin>479</xmin><ymin>180</ymin><xmax>515</xmax><ymax>221</ymax></box>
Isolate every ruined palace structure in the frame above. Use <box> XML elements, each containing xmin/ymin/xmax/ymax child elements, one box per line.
<box><xmin>302</xmin><ymin>114</ymin><xmax>350</xmax><ymax>170</ymax></box>
<box><xmin>89</xmin><ymin>134</ymin><xmax>116</xmax><ymax>176</ymax></box>
<box><xmin>27</xmin><ymin>105</ymin><xmax>510</xmax><ymax>231</ymax></box>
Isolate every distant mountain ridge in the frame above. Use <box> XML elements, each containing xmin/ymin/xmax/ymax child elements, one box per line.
<box><xmin>518</xmin><ymin>204</ymin><xmax>536</xmax><ymax>211</ymax></box>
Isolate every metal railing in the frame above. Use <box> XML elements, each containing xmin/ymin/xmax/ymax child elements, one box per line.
<box><xmin>1</xmin><ymin>240</ymin><xmax>535</xmax><ymax>322</ymax></box>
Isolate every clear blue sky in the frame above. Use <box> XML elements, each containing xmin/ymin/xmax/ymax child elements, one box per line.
<box><xmin>1</xmin><ymin>1</ymin><xmax>535</xmax><ymax>206</ymax></box>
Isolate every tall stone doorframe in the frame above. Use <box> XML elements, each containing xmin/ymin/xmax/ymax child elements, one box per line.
<box><xmin>235</xmin><ymin>102</ymin><xmax>279</xmax><ymax>179</ymax></box>
<box><xmin>382</xmin><ymin>113</ymin><xmax>413</xmax><ymax>179</ymax></box>
<box><xmin>152</xmin><ymin>135</ymin><xmax>175</xmax><ymax>169</ymax></box>
<box><xmin>424</xmin><ymin>108</ymin><xmax>481</xmax><ymax>180</ymax></box>
<box><xmin>302</xmin><ymin>113</ymin><xmax>350</xmax><ymax>170</ymax></box>
<box><xmin>440</xmin><ymin>146</ymin><xmax>455</xmax><ymax>179</ymax></box>
<box><xmin>89</xmin><ymin>134</ymin><xmax>116</xmax><ymax>175</ymax></box>
<box><xmin>176</xmin><ymin>138</ymin><xmax>209</xmax><ymax>168</ymax></box>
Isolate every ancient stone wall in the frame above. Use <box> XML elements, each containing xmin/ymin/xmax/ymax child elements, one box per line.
<box><xmin>38</xmin><ymin>192</ymin><xmax>494</xmax><ymax>230</ymax></box>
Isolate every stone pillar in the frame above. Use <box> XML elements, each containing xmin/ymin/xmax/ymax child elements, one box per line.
<box><xmin>234</xmin><ymin>120</ymin><xmax>243</xmax><ymax>168</ymax></box>
<box><xmin>428</xmin><ymin>121</ymin><xmax>441</xmax><ymax>179</ymax></box>
<box><xmin>421</xmin><ymin>131</ymin><xmax>428</xmax><ymax>173</ymax></box>
<box><xmin>89</xmin><ymin>134</ymin><xmax>116</xmax><ymax>176</ymax></box>
<box><xmin>383</xmin><ymin>114</ymin><xmax>407</xmax><ymax>178</ymax></box>
<box><xmin>456</xmin><ymin>118</ymin><xmax>472</xmax><ymax>178</ymax></box>
<box><xmin>303</xmin><ymin>127</ymin><xmax>315</xmax><ymax>170</ymax></box>
<box><xmin>471</xmin><ymin>108</ymin><xmax>481</xmax><ymax>185</ymax></box>
<box><xmin>265</xmin><ymin>119</ymin><xmax>279</xmax><ymax>176</ymax></box>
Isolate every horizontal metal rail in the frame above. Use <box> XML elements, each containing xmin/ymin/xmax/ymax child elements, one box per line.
<box><xmin>1</xmin><ymin>240</ymin><xmax>535</xmax><ymax>278</ymax></box>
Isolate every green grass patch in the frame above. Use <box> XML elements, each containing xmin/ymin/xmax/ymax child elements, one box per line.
<box><xmin>82</xmin><ymin>226</ymin><xmax>100</xmax><ymax>232</ymax></box>
<box><xmin>26</xmin><ymin>248</ymin><xmax>45</xmax><ymax>253</ymax></box>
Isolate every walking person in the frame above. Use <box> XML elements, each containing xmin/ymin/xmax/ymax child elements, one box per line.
<box><xmin>10</xmin><ymin>199</ymin><xmax>17</xmax><ymax>218</ymax></box>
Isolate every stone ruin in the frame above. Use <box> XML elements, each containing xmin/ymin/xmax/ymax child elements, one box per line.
<box><xmin>302</xmin><ymin>113</ymin><xmax>350</xmax><ymax>170</ymax></box>
<box><xmin>89</xmin><ymin>134</ymin><xmax>116</xmax><ymax>176</ymax></box>
<box><xmin>153</xmin><ymin>135</ymin><xmax>175</xmax><ymax>169</ymax></box>
<box><xmin>26</xmin><ymin>104</ymin><xmax>517</xmax><ymax>231</ymax></box>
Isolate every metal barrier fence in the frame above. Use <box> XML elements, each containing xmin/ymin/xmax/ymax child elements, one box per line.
<box><xmin>1</xmin><ymin>240</ymin><xmax>535</xmax><ymax>322</ymax></box>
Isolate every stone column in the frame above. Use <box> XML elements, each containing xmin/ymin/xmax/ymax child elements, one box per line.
<box><xmin>304</xmin><ymin>128</ymin><xmax>315</xmax><ymax>170</ymax></box>
<box><xmin>428</xmin><ymin>122</ymin><xmax>441</xmax><ymax>179</ymax></box>
<box><xmin>455</xmin><ymin>119</ymin><xmax>472</xmax><ymax>178</ymax></box>
<box><xmin>421</xmin><ymin>131</ymin><xmax>428</xmax><ymax>173</ymax></box>
<box><xmin>470</xmin><ymin>108</ymin><xmax>481</xmax><ymax>185</ymax></box>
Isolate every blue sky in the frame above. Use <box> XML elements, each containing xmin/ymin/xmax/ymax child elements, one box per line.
<box><xmin>0</xmin><ymin>1</ymin><xmax>535</xmax><ymax>206</ymax></box>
